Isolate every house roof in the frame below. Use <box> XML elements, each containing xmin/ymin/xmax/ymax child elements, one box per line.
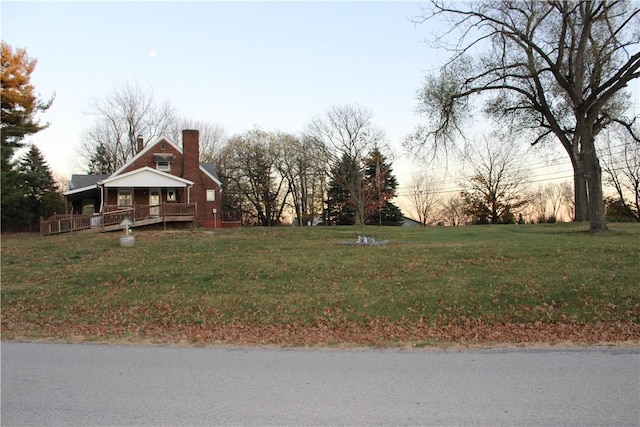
<box><xmin>63</xmin><ymin>174</ymin><xmax>109</xmax><ymax>196</ymax></box>
<box><xmin>69</xmin><ymin>174</ymin><xmax>109</xmax><ymax>190</ymax></box>
<box><xmin>108</xmin><ymin>136</ymin><xmax>223</xmax><ymax>188</ymax></box>
<box><xmin>100</xmin><ymin>167</ymin><xmax>194</xmax><ymax>188</ymax></box>
<box><xmin>110</xmin><ymin>137</ymin><xmax>181</xmax><ymax>178</ymax></box>
<box><xmin>64</xmin><ymin>135</ymin><xmax>223</xmax><ymax>196</ymax></box>
<box><xmin>402</xmin><ymin>216</ymin><xmax>423</xmax><ymax>227</ymax></box>
<box><xmin>201</xmin><ymin>163</ymin><xmax>222</xmax><ymax>187</ymax></box>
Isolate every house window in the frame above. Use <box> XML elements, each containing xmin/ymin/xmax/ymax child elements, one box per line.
<box><xmin>161</xmin><ymin>141</ymin><xmax>166</xmax><ymax>150</ymax></box>
<box><xmin>167</xmin><ymin>189</ymin><xmax>176</xmax><ymax>202</ymax></box>
<box><xmin>118</xmin><ymin>190</ymin><xmax>132</xmax><ymax>206</ymax></box>
<box><xmin>82</xmin><ymin>199</ymin><xmax>95</xmax><ymax>214</ymax></box>
<box><xmin>206</xmin><ymin>189</ymin><xmax>216</xmax><ymax>202</ymax></box>
<box><xmin>156</xmin><ymin>161</ymin><xmax>170</xmax><ymax>172</ymax></box>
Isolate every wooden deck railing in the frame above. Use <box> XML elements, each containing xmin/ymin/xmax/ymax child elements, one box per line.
<box><xmin>39</xmin><ymin>213</ymin><xmax>99</xmax><ymax>235</ymax></box>
<box><xmin>41</xmin><ymin>203</ymin><xmax>197</xmax><ymax>235</ymax></box>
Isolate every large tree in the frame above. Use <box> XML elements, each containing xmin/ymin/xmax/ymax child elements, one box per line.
<box><xmin>1</xmin><ymin>42</ymin><xmax>55</xmax><ymax>232</ymax></box>
<box><xmin>278</xmin><ymin>134</ymin><xmax>328</xmax><ymax>226</ymax></box>
<box><xmin>408</xmin><ymin>1</ymin><xmax>640</xmax><ymax>233</ymax></box>
<box><xmin>1</xmin><ymin>145</ymin><xmax>63</xmax><ymax>231</ymax></box>
<box><xmin>219</xmin><ymin>128</ymin><xmax>290</xmax><ymax>226</ymax></box>
<box><xmin>307</xmin><ymin>104</ymin><xmax>386</xmax><ymax>226</ymax></box>
<box><xmin>325</xmin><ymin>153</ymin><xmax>358</xmax><ymax>225</ymax></box>
<box><xmin>169</xmin><ymin>118</ymin><xmax>226</xmax><ymax>163</ymax></box>
<box><xmin>80</xmin><ymin>81</ymin><xmax>176</xmax><ymax>174</ymax></box>
<box><xmin>1</xmin><ymin>41</ymin><xmax>52</xmax><ymax>168</ymax></box>
<box><xmin>363</xmin><ymin>149</ymin><xmax>403</xmax><ymax>226</ymax></box>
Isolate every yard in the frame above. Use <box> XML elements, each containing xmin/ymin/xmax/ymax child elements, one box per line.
<box><xmin>2</xmin><ymin>224</ymin><xmax>638</xmax><ymax>347</ymax></box>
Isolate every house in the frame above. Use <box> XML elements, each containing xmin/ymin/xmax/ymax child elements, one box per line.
<box><xmin>42</xmin><ymin>129</ymin><xmax>240</xmax><ymax>235</ymax></box>
<box><xmin>401</xmin><ymin>216</ymin><xmax>423</xmax><ymax>227</ymax></box>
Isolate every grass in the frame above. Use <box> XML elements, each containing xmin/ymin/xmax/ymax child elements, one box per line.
<box><xmin>2</xmin><ymin>223</ymin><xmax>639</xmax><ymax>347</ymax></box>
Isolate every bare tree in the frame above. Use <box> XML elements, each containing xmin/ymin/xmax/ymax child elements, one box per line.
<box><xmin>440</xmin><ymin>194</ymin><xmax>466</xmax><ymax>226</ymax></box>
<box><xmin>407</xmin><ymin>173</ymin><xmax>441</xmax><ymax>225</ymax></box>
<box><xmin>306</xmin><ymin>104</ymin><xmax>386</xmax><ymax>226</ymax></box>
<box><xmin>546</xmin><ymin>182</ymin><xmax>568</xmax><ymax>221</ymax></box>
<box><xmin>559</xmin><ymin>181</ymin><xmax>575</xmax><ymax>222</ymax></box>
<box><xmin>220</xmin><ymin>128</ymin><xmax>290</xmax><ymax>226</ymax></box>
<box><xmin>529</xmin><ymin>185</ymin><xmax>549</xmax><ymax>223</ymax></box>
<box><xmin>169</xmin><ymin>118</ymin><xmax>226</xmax><ymax>163</ymax></box>
<box><xmin>278</xmin><ymin>134</ymin><xmax>329</xmax><ymax>226</ymax></box>
<box><xmin>529</xmin><ymin>182</ymin><xmax>568</xmax><ymax>223</ymax></box>
<box><xmin>460</xmin><ymin>136</ymin><xmax>530</xmax><ymax>224</ymax></box>
<box><xmin>79</xmin><ymin>81</ymin><xmax>176</xmax><ymax>174</ymax></box>
<box><xmin>407</xmin><ymin>1</ymin><xmax>640</xmax><ymax>233</ymax></box>
<box><xmin>600</xmin><ymin>124</ymin><xmax>640</xmax><ymax>220</ymax></box>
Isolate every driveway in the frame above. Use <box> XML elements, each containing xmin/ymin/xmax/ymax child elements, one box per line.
<box><xmin>2</xmin><ymin>342</ymin><xmax>638</xmax><ymax>426</ymax></box>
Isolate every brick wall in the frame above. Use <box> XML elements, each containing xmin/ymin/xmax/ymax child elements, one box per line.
<box><xmin>120</xmin><ymin>138</ymin><xmax>183</xmax><ymax>177</ymax></box>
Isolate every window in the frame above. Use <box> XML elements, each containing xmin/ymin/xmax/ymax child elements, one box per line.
<box><xmin>156</xmin><ymin>161</ymin><xmax>170</xmax><ymax>171</ymax></box>
<box><xmin>206</xmin><ymin>189</ymin><xmax>216</xmax><ymax>202</ymax></box>
<box><xmin>82</xmin><ymin>199</ymin><xmax>95</xmax><ymax>214</ymax></box>
<box><xmin>167</xmin><ymin>189</ymin><xmax>176</xmax><ymax>202</ymax></box>
<box><xmin>118</xmin><ymin>190</ymin><xmax>132</xmax><ymax>206</ymax></box>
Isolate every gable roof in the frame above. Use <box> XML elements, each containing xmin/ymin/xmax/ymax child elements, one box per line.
<box><xmin>108</xmin><ymin>135</ymin><xmax>223</xmax><ymax>188</ymax></box>
<box><xmin>110</xmin><ymin>136</ymin><xmax>181</xmax><ymax>178</ymax></box>
<box><xmin>201</xmin><ymin>162</ymin><xmax>222</xmax><ymax>187</ymax></box>
<box><xmin>100</xmin><ymin>167</ymin><xmax>194</xmax><ymax>188</ymax></box>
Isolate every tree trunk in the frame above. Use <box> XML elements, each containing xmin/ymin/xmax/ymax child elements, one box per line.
<box><xmin>573</xmin><ymin>162</ymin><xmax>588</xmax><ymax>222</ymax></box>
<box><xmin>584</xmin><ymin>148</ymin><xmax>608</xmax><ymax>233</ymax></box>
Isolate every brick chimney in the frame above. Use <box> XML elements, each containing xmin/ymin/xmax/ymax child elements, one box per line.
<box><xmin>136</xmin><ymin>135</ymin><xmax>144</xmax><ymax>153</ymax></box>
<box><xmin>182</xmin><ymin>129</ymin><xmax>200</xmax><ymax>182</ymax></box>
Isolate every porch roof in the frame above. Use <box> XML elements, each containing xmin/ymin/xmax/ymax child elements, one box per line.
<box><xmin>99</xmin><ymin>167</ymin><xmax>194</xmax><ymax>188</ymax></box>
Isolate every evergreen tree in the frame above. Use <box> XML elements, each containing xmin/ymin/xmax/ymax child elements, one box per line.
<box><xmin>1</xmin><ymin>168</ymin><xmax>30</xmax><ymax>231</ymax></box>
<box><xmin>363</xmin><ymin>149</ymin><xmax>403</xmax><ymax>226</ymax></box>
<box><xmin>1</xmin><ymin>145</ymin><xmax>63</xmax><ymax>231</ymax></box>
<box><xmin>87</xmin><ymin>141</ymin><xmax>117</xmax><ymax>174</ymax></box>
<box><xmin>324</xmin><ymin>153</ymin><xmax>357</xmax><ymax>225</ymax></box>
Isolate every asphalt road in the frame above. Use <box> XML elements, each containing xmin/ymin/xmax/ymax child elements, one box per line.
<box><xmin>1</xmin><ymin>342</ymin><xmax>638</xmax><ymax>426</ymax></box>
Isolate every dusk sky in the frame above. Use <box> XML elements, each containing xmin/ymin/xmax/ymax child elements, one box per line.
<box><xmin>3</xmin><ymin>1</ymin><xmax>635</xmax><ymax>201</ymax></box>
<box><xmin>2</xmin><ymin>2</ymin><xmax>442</xmax><ymax>178</ymax></box>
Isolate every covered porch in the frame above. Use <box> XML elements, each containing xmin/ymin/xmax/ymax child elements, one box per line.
<box><xmin>40</xmin><ymin>203</ymin><xmax>197</xmax><ymax>235</ymax></box>
<box><xmin>45</xmin><ymin>167</ymin><xmax>198</xmax><ymax>235</ymax></box>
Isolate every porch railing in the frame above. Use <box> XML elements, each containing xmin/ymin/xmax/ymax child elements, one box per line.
<box><xmin>39</xmin><ymin>213</ymin><xmax>98</xmax><ymax>235</ymax></box>
<box><xmin>41</xmin><ymin>203</ymin><xmax>197</xmax><ymax>235</ymax></box>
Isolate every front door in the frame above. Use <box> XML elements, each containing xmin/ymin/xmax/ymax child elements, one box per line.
<box><xmin>149</xmin><ymin>189</ymin><xmax>160</xmax><ymax>216</ymax></box>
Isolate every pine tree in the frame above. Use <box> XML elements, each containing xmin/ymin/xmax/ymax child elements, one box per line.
<box><xmin>362</xmin><ymin>149</ymin><xmax>403</xmax><ymax>226</ymax></box>
<box><xmin>87</xmin><ymin>142</ymin><xmax>117</xmax><ymax>174</ymax></box>
<box><xmin>3</xmin><ymin>145</ymin><xmax>63</xmax><ymax>231</ymax></box>
<box><xmin>324</xmin><ymin>153</ymin><xmax>357</xmax><ymax>225</ymax></box>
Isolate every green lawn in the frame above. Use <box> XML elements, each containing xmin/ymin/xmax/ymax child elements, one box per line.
<box><xmin>2</xmin><ymin>223</ymin><xmax>638</xmax><ymax>346</ymax></box>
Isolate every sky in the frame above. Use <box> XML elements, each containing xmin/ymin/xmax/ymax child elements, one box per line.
<box><xmin>2</xmin><ymin>1</ymin><xmax>441</xmax><ymax>178</ymax></box>
<box><xmin>3</xmin><ymin>1</ymin><xmax>638</xmax><ymax>211</ymax></box>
